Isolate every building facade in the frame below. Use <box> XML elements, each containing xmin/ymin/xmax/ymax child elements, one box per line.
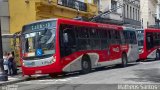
<box><xmin>140</xmin><ymin>0</ymin><xmax>158</xmax><ymax>28</ymax></box>
<box><xmin>9</xmin><ymin>0</ymin><xmax>97</xmax><ymax>34</ymax></box>
<box><xmin>0</xmin><ymin>0</ymin><xmax>98</xmax><ymax>52</ymax></box>
<box><xmin>98</xmin><ymin>0</ymin><xmax>123</xmax><ymax>24</ymax></box>
<box><xmin>97</xmin><ymin>0</ymin><xmax>141</xmax><ymax>28</ymax></box>
<box><xmin>155</xmin><ymin>0</ymin><xmax>160</xmax><ymax>27</ymax></box>
<box><xmin>123</xmin><ymin>0</ymin><xmax>141</xmax><ymax>28</ymax></box>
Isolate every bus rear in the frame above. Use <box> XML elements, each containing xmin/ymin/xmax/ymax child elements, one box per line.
<box><xmin>20</xmin><ymin>19</ymin><xmax>62</xmax><ymax>76</ymax></box>
<box><xmin>137</xmin><ymin>29</ymin><xmax>146</xmax><ymax>60</ymax></box>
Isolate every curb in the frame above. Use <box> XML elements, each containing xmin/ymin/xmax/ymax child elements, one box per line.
<box><xmin>0</xmin><ymin>75</ymin><xmax>49</xmax><ymax>86</ymax></box>
<box><xmin>0</xmin><ymin>78</ymin><xmax>26</xmax><ymax>86</ymax></box>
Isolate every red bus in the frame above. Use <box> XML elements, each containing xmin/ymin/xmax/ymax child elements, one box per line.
<box><xmin>137</xmin><ymin>28</ymin><xmax>160</xmax><ymax>60</ymax></box>
<box><xmin>20</xmin><ymin>18</ymin><xmax>138</xmax><ymax>76</ymax></box>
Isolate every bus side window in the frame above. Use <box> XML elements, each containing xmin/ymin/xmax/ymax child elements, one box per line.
<box><xmin>130</xmin><ymin>31</ymin><xmax>137</xmax><ymax>44</ymax></box>
<box><xmin>154</xmin><ymin>33</ymin><xmax>159</xmax><ymax>46</ymax></box>
<box><xmin>123</xmin><ymin>31</ymin><xmax>129</xmax><ymax>44</ymax></box>
<box><xmin>89</xmin><ymin>28</ymin><xmax>100</xmax><ymax>50</ymax></box>
<box><xmin>115</xmin><ymin>30</ymin><xmax>121</xmax><ymax>44</ymax></box>
<box><xmin>108</xmin><ymin>30</ymin><xmax>111</xmax><ymax>44</ymax></box>
<box><xmin>76</xmin><ymin>26</ymin><xmax>90</xmax><ymax>50</ymax></box>
<box><xmin>120</xmin><ymin>31</ymin><xmax>125</xmax><ymax>44</ymax></box>
<box><xmin>100</xmin><ymin>29</ymin><xmax>109</xmax><ymax>50</ymax></box>
<box><xmin>158</xmin><ymin>33</ymin><xmax>160</xmax><ymax>45</ymax></box>
<box><xmin>146</xmin><ymin>32</ymin><xmax>154</xmax><ymax>49</ymax></box>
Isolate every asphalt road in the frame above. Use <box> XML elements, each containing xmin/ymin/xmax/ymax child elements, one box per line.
<box><xmin>4</xmin><ymin>60</ymin><xmax>160</xmax><ymax>90</ymax></box>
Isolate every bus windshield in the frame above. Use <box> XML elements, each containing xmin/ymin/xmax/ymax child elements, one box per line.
<box><xmin>137</xmin><ymin>30</ymin><xmax>144</xmax><ymax>46</ymax></box>
<box><xmin>21</xmin><ymin>21</ymin><xmax>56</xmax><ymax>60</ymax></box>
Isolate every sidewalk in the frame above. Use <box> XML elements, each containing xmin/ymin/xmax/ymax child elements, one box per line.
<box><xmin>0</xmin><ymin>67</ymin><xmax>26</xmax><ymax>85</ymax></box>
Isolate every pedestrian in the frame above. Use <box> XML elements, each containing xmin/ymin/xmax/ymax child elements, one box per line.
<box><xmin>11</xmin><ymin>51</ymin><xmax>17</xmax><ymax>75</ymax></box>
<box><xmin>8</xmin><ymin>52</ymin><xmax>14</xmax><ymax>75</ymax></box>
<box><xmin>3</xmin><ymin>52</ymin><xmax>8</xmax><ymax>75</ymax></box>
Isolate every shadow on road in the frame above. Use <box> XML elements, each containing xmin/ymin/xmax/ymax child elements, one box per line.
<box><xmin>125</xmin><ymin>68</ymin><xmax>160</xmax><ymax>83</ymax></box>
<box><xmin>140</xmin><ymin>59</ymin><xmax>159</xmax><ymax>62</ymax></box>
<box><xmin>29</xmin><ymin>63</ymin><xmax>138</xmax><ymax>80</ymax></box>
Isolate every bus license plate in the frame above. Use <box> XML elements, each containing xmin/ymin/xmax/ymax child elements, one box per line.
<box><xmin>35</xmin><ymin>70</ymin><xmax>42</xmax><ymax>74</ymax></box>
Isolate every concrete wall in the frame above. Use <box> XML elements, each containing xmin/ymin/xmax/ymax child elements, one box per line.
<box><xmin>0</xmin><ymin>1</ymin><xmax>10</xmax><ymax>52</ymax></box>
<box><xmin>0</xmin><ymin>1</ymin><xmax>9</xmax><ymax>16</ymax></box>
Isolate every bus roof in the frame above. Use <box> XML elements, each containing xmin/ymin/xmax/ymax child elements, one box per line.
<box><xmin>57</xmin><ymin>18</ymin><xmax>123</xmax><ymax>30</ymax></box>
<box><xmin>146</xmin><ymin>28</ymin><xmax>160</xmax><ymax>31</ymax></box>
<box><xmin>23</xmin><ymin>18</ymin><xmax>123</xmax><ymax>31</ymax></box>
<box><xmin>24</xmin><ymin>18</ymin><xmax>57</xmax><ymax>26</ymax></box>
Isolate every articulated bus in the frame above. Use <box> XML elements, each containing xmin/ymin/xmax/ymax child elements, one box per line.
<box><xmin>20</xmin><ymin>18</ymin><xmax>138</xmax><ymax>76</ymax></box>
<box><xmin>137</xmin><ymin>28</ymin><xmax>160</xmax><ymax>60</ymax></box>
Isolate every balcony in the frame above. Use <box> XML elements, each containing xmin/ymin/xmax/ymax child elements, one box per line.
<box><xmin>57</xmin><ymin>0</ymin><xmax>87</xmax><ymax>12</ymax></box>
<box><xmin>123</xmin><ymin>18</ymin><xmax>141</xmax><ymax>27</ymax></box>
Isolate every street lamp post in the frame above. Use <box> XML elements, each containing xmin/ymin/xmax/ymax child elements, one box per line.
<box><xmin>0</xmin><ymin>17</ymin><xmax>8</xmax><ymax>81</ymax></box>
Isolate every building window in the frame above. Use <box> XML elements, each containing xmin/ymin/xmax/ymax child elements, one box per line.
<box><xmin>135</xmin><ymin>9</ymin><xmax>137</xmax><ymax>20</ymax></box>
<box><xmin>124</xmin><ymin>4</ymin><xmax>126</xmax><ymax>18</ymax></box>
<box><xmin>133</xmin><ymin>8</ymin><xmax>135</xmax><ymax>20</ymax></box>
<box><xmin>130</xmin><ymin>6</ymin><xmax>132</xmax><ymax>19</ymax></box>
<box><xmin>127</xmin><ymin>5</ymin><xmax>129</xmax><ymax>18</ymax></box>
<box><xmin>138</xmin><ymin>10</ymin><xmax>139</xmax><ymax>21</ymax></box>
<box><xmin>111</xmin><ymin>0</ymin><xmax>117</xmax><ymax>12</ymax></box>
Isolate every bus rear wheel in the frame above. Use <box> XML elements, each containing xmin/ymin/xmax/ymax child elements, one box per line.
<box><xmin>121</xmin><ymin>53</ymin><xmax>128</xmax><ymax>67</ymax></box>
<box><xmin>49</xmin><ymin>73</ymin><xmax>58</xmax><ymax>78</ymax></box>
<box><xmin>156</xmin><ymin>49</ymin><xmax>160</xmax><ymax>60</ymax></box>
<box><xmin>81</xmin><ymin>56</ymin><xmax>91</xmax><ymax>74</ymax></box>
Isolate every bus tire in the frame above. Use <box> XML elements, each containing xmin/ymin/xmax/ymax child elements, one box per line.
<box><xmin>156</xmin><ymin>49</ymin><xmax>160</xmax><ymax>60</ymax></box>
<box><xmin>121</xmin><ymin>53</ymin><xmax>128</xmax><ymax>67</ymax></box>
<box><xmin>49</xmin><ymin>73</ymin><xmax>58</xmax><ymax>78</ymax></box>
<box><xmin>81</xmin><ymin>55</ymin><xmax>91</xmax><ymax>74</ymax></box>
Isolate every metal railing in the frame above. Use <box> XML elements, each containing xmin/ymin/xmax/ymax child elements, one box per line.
<box><xmin>57</xmin><ymin>0</ymin><xmax>87</xmax><ymax>12</ymax></box>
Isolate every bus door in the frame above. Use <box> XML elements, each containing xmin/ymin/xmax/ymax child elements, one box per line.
<box><xmin>129</xmin><ymin>31</ymin><xmax>139</xmax><ymax>61</ymax></box>
<box><xmin>123</xmin><ymin>30</ymin><xmax>138</xmax><ymax>62</ymax></box>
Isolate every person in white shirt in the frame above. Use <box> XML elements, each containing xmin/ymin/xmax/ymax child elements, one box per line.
<box><xmin>3</xmin><ymin>52</ymin><xmax>8</xmax><ymax>74</ymax></box>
